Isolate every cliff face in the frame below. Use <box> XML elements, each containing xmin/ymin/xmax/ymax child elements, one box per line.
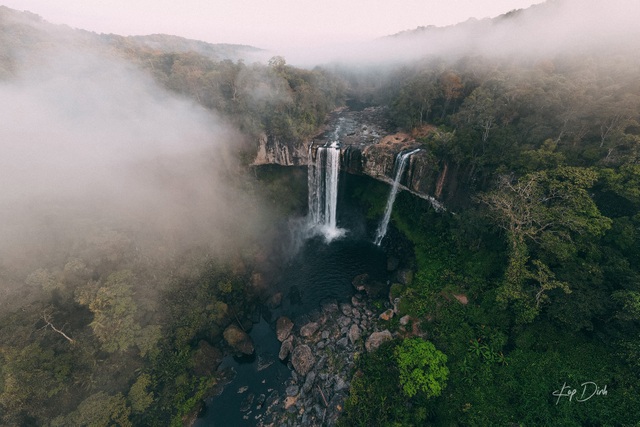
<box><xmin>252</xmin><ymin>133</ymin><xmax>310</xmax><ymax>166</ymax></box>
<box><xmin>251</xmin><ymin>106</ymin><xmax>457</xmax><ymax>207</ymax></box>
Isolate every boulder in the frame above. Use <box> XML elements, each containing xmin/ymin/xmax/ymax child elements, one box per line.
<box><xmin>321</xmin><ymin>301</ymin><xmax>339</xmax><ymax>314</ymax></box>
<box><xmin>302</xmin><ymin>371</ymin><xmax>316</xmax><ymax>394</ymax></box>
<box><xmin>276</xmin><ymin>316</ymin><xmax>294</xmax><ymax>342</ymax></box>
<box><xmin>365</xmin><ymin>330</ymin><xmax>393</xmax><ymax>352</ymax></box>
<box><xmin>266</xmin><ymin>292</ymin><xmax>283</xmax><ymax>309</ymax></box>
<box><xmin>300</xmin><ymin>322</ymin><xmax>320</xmax><ymax>338</ymax></box>
<box><xmin>351</xmin><ymin>273</ymin><xmax>369</xmax><ymax>292</ymax></box>
<box><xmin>399</xmin><ymin>315</ymin><xmax>411</xmax><ymax>326</ymax></box>
<box><xmin>379</xmin><ymin>309</ymin><xmax>394</xmax><ymax>321</ymax></box>
<box><xmin>279</xmin><ymin>335</ymin><xmax>294</xmax><ymax>361</ymax></box>
<box><xmin>223</xmin><ymin>324</ymin><xmax>254</xmax><ymax>355</ymax></box>
<box><xmin>348</xmin><ymin>324</ymin><xmax>361</xmax><ymax>345</ymax></box>
<box><xmin>291</xmin><ymin>344</ymin><xmax>316</xmax><ymax>376</ymax></box>
<box><xmin>286</xmin><ymin>385</ymin><xmax>300</xmax><ymax>397</ymax></box>
<box><xmin>339</xmin><ymin>303</ymin><xmax>352</xmax><ymax>316</ymax></box>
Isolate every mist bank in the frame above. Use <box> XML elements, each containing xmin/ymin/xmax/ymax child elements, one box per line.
<box><xmin>278</xmin><ymin>0</ymin><xmax>640</xmax><ymax>68</ymax></box>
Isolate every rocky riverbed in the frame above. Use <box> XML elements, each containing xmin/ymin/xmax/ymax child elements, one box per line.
<box><xmin>234</xmin><ymin>289</ymin><xmax>410</xmax><ymax>427</ymax></box>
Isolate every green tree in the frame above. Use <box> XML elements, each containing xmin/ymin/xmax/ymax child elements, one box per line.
<box><xmin>480</xmin><ymin>167</ymin><xmax>611</xmax><ymax>321</ymax></box>
<box><xmin>52</xmin><ymin>392</ymin><xmax>132</xmax><ymax>427</ymax></box>
<box><xmin>75</xmin><ymin>270</ymin><xmax>140</xmax><ymax>353</ymax></box>
<box><xmin>394</xmin><ymin>338</ymin><xmax>449</xmax><ymax>398</ymax></box>
<box><xmin>127</xmin><ymin>374</ymin><xmax>154</xmax><ymax>414</ymax></box>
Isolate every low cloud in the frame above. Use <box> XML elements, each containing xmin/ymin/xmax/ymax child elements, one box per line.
<box><xmin>0</xmin><ymin>43</ymin><xmax>263</xmax><ymax>277</ymax></box>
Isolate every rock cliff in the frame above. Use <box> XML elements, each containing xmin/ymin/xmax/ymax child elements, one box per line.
<box><xmin>251</xmin><ymin>106</ymin><xmax>454</xmax><ymax>207</ymax></box>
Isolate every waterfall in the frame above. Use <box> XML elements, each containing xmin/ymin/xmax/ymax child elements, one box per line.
<box><xmin>307</xmin><ymin>141</ymin><xmax>345</xmax><ymax>242</ymax></box>
<box><xmin>374</xmin><ymin>149</ymin><xmax>420</xmax><ymax>246</ymax></box>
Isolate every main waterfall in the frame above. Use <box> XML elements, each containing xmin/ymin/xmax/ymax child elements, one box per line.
<box><xmin>308</xmin><ymin>141</ymin><xmax>345</xmax><ymax>242</ymax></box>
<box><xmin>374</xmin><ymin>149</ymin><xmax>421</xmax><ymax>245</ymax></box>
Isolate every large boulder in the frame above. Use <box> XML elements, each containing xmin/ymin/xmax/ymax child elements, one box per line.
<box><xmin>276</xmin><ymin>316</ymin><xmax>294</xmax><ymax>342</ymax></box>
<box><xmin>348</xmin><ymin>324</ymin><xmax>361</xmax><ymax>345</ymax></box>
<box><xmin>352</xmin><ymin>273</ymin><xmax>387</xmax><ymax>297</ymax></box>
<box><xmin>291</xmin><ymin>344</ymin><xmax>316</xmax><ymax>376</ymax></box>
<box><xmin>279</xmin><ymin>335</ymin><xmax>294</xmax><ymax>361</ymax></box>
<box><xmin>223</xmin><ymin>324</ymin><xmax>254</xmax><ymax>355</ymax></box>
<box><xmin>300</xmin><ymin>321</ymin><xmax>320</xmax><ymax>338</ymax></box>
<box><xmin>365</xmin><ymin>330</ymin><xmax>393</xmax><ymax>352</ymax></box>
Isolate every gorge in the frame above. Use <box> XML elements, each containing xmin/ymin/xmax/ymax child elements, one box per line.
<box><xmin>2</xmin><ymin>3</ymin><xmax>639</xmax><ymax>426</ymax></box>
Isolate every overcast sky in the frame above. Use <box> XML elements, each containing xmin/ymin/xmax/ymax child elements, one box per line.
<box><xmin>2</xmin><ymin>0</ymin><xmax>545</xmax><ymax>49</ymax></box>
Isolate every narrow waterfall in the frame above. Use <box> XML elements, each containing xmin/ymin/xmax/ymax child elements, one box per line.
<box><xmin>374</xmin><ymin>149</ymin><xmax>420</xmax><ymax>245</ymax></box>
<box><xmin>308</xmin><ymin>141</ymin><xmax>345</xmax><ymax>242</ymax></box>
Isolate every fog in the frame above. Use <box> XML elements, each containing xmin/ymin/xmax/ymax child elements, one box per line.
<box><xmin>0</xmin><ymin>43</ymin><xmax>264</xmax><ymax>280</ymax></box>
<box><xmin>281</xmin><ymin>0</ymin><xmax>640</xmax><ymax>67</ymax></box>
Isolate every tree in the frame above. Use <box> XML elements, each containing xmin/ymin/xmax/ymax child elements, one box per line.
<box><xmin>479</xmin><ymin>167</ymin><xmax>611</xmax><ymax>321</ymax></box>
<box><xmin>52</xmin><ymin>392</ymin><xmax>132</xmax><ymax>427</ymax></box>
<box><xmin>394</xmin><ymin>338</ymin><xmax>449</xmax><ymax>398</ymax></box>
<box><xmin>439</xmin><ymin>70</ymin><xmax>463</xmax><ymax>119</ymax></box>
<box><xmin>75</xmin><ymin>270</ymin><xmax>140</xmax><ymax>353</ymax></box>
<box><xmin>128</xmin><ymin>374</ymin><xmax>154</xmax><ymax>414</ymax></box>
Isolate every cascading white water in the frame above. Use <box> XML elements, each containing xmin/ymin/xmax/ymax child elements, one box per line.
<box><xmin>374</xmin><ymin>148</ymin><xmax>420</xmax><ymax>246</ymax></box>
<box><xmin>307</xmin><ymin>141</ymin><xmax>345</xmax><ymax>242</ymax></box>
<box><xmin>325</xmin><ymin>142</ymin><xmax>340</xmax><ymax>230</ymax></box>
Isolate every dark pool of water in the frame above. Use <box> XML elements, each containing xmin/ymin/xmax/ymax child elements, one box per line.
<box><xmin>276</xmin><ymin>235</ymin><xmax>388</xmax><ymax>319</ymax></box>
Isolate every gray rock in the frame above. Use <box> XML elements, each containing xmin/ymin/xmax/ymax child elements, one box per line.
<box><xmin>276</xmin><ymin>316</ymin><xmax>294</xmax><ymax>342</ymax></box>
<box><xmin>286</xmin><ymin>385</ymin><xmax>300</xmax><ymax>397</ymax></box>
<box><xmin>266</xmin><ymin>292</ymin><xmax>283</xmax><ymax>309</ymax></box>
<box><xmin>316</xmin><ymin>340</ymin><xmax>326</xmax><ymax>350</ymax></box>
<box><xmin>348</xmin><ymin>324</ymin><xmax>361</xmax><ymax>344</ymax></box>
<box><xmin>339</xmin><ymin>303</ymin><xmax>352</xmax><ymax>316</ymax></box>
<box><xmin>302</xmin><ymin>371</ymin><xmax>316</xmax><ymax>394</ymax></box>
<box><xmin>337</xmin><ymin>316</ymin><xmax>351</xmax><ymax>328</ymax></box>
<box><xmin>300</xmin><ymin>321</ymin><xmax>320</xmax><ymax>338</ymax></box>
<box><xmin>334</xmin><ymin>377</ymin><xmax>347</xmax><ymax>392</ymax></box>
<box><xmin>240</xmin><ymin>393</ymin><xmax>254</xmax><ymax>412</ymax></box>
<box><xmin>256</xmin><ymin>393</ymin><xmax>266</xmax><ymax>409</ymax></box>
<box><xmin>352</xmin><ymin>273</ymin><xmax>368</xmax><ymax>291</ymax></box>
<box><xmin>321</xmin><ymin>301</ymin><xmax>339</xmax><ymax>314</ymax></box>
<box><xmin>321</xmin><ymin>330</ymin><xmax>330</xmax><ymax>340</ymax></box>
<box><xmin>337</xmin><ymin>337</ymin><xmax>349</xmax><ymax>348</ymax></box>
<box><xmin>316</xmin><ymin>357</ymin><xmax>327</xmax><ymax>371</ymax></box>
<box><xmin>365</xmin><ymin>330</ymin><xmax>393</xmax><ymax>352</ymax></box>
<box><xmin>223</xmin><ymin>324</ymin><xmax>254</xmax><ymax>355</ymax></box>
<box><xmin>279</xmin><ymin>335</ymin><xmax>293</xmax><ymax>361</ymax></box>
<box><xmin>291</xmin><ymin>344</ymin><xmax>316</xmax><ymax>376</ymax></box>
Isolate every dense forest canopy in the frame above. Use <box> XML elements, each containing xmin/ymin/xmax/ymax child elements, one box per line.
<box><xmin>1</xmin><ymin>1</ymin><xmax>639</xmax><ymax>425</ymax></box>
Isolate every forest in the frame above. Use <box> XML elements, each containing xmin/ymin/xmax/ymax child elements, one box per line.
<box><xmin>1</xmin><ymin>3</ymin><xmax>639</xmax><ymax>426</ymax></box>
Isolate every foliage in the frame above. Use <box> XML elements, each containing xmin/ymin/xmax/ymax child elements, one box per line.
<box><xmin>51</xmin><ymin>392</ymin><xmax>132</xmax><ymax>427</ymax></box>
<box><xmin>75</xmin><ymin>270</ymin><xmax>140</xmax><ymax>353</ymax></box>
<box><xmin>395</xmin><ymin>338</ymin><xmax>449</xmax><ymax>398</ymax></box>
<box><xmin>340</xmin><ymin>340</ymin><xmax>434</xmax><ymax>427</ymax></box>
